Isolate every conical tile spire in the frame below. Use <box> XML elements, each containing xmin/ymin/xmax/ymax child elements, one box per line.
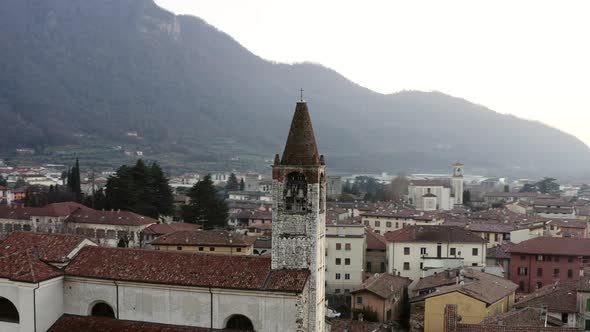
<box><xmin>280</xmin><ymin>101</ymin><xmax>320</xmax><ymax>166</ymax></box>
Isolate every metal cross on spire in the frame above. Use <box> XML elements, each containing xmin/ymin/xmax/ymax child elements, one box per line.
<box><xmin>299</xmin><ymin>88</ymin><xmax>304</xmax><ymax>102</ymax></box>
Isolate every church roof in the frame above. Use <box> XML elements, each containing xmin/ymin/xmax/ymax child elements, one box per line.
<box><xmin>48</xmin><ymin>315</ymin><xmax>210</xmax><ymax>332</ymax></box>
<box><xmin>65</xmin><ymin>246</ymin><xmax>309</xmax><ymax>293</ymax></box>
<box><xmin>280</xmin><ymin>101</ymin><xmax>321</xmax><ymax>166</ymax></box>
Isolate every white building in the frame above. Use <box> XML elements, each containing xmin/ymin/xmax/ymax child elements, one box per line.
<box><xmin>384</xmin><ymin>225</ymin><xmax>487</xmax><ymax>286</ymax></box>
<box><xmin>407</xmin><ymin>163</ymin><xmax>465</xmax><ymax>211</ymax></box>
<box><xmin>325</xmin><ymin>223</ymin><xmax>366</xmax><ymax>294</ymax></box>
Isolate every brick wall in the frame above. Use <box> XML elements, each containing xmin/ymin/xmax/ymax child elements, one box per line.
<box><xmin>444</xmin><ymin>305</ymin><xmax>580</xmax><ymax>332</ymax></box>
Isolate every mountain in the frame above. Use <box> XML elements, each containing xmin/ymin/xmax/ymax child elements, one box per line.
<box><xmin>1</xmin><ymin>0</ymin><xmax>589</xmax><ymax>179</ymax></box>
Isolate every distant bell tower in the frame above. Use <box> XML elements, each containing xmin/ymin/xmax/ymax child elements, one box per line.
<box><xmin>272</xmin><ymin>99</ymin><xmax>326</xmax><ymax>332</ymax></box>
<box><xmin>452</xmin><ymin>162</ymin><xmax>464</xmax><ymax>205</ymax></box>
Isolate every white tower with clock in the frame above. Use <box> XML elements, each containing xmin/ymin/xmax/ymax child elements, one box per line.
<box><xmin>272</xmin><ymin>100</ymin><xmax>326</xmax><ymax>332</ymax></box>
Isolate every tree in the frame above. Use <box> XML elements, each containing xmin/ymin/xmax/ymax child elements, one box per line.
<box><xmin>537</xmin><ymin>177</ymin><xmax>560</xmax><ymax>196</ymax></box>
<box><xmin>14</xmin><ymin>178</ymin><xmax>26</xmax><ymax>188</ymax></box>
<box><xmin>103</xmin><ymin>160</ymin><xmax>174</xmax><ymax>218</ymax></box>
<box><xmin>68</xmin><ymin>158</ymin><xmax>82</xmax><ymax>195</ymax></box>
<box><xmin>239</xmin><ymin>178</ymin><xmax>245</xmax><ymax>191</ymax></box>
<box><xmin>182</xmin><ymin>174</ymin><xmax>228</xmax><ymax>229</ymax></box>
<box><xmin>463</xmin><ymin>189</ymin><xmax>471</xmax><ymax>206</ymax></box>
<box><xmin>225</xmin><ymin>173</ymin><xmax>239</xmax><ymax>192</ymax></box>
<box><xmin>0</xmin><ymin>175</ymin><xmax>6</xmax><ymax>186</ymax></box>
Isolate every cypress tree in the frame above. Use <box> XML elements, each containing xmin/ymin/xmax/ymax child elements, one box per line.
<box><xmin>182</xmin><ymin>174</ymin><xmax>228</xmax><ymax>229</ymax></box>
<box><xmin>225</xmin><ymin>173</ymin><xmax>239</xmax><ymax>192</ymax></box>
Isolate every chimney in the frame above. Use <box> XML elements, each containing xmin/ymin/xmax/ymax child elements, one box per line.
<box><xmin>33</xmin><ymin>245</ymin><xmax>39</xmax><ymax>259</ymax></box>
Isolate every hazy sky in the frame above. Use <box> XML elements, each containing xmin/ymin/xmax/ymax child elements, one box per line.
<box><xmin>155</xmin><ymin>0</ymin><xmax>590</xmax><ymax>146</ymax></box>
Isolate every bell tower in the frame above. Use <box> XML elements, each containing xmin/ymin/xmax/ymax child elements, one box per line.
<box><xmin>272</xmin><ymin>100</ymin><xmax>326</xmax><ymax>332</ymax></box>
<box><xmin>452</xmin><ymin>162</ymin><xmax>464</xmax><ymax>205</ymax></box>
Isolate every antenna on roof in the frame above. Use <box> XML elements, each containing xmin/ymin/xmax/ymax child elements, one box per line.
<box><xmin>299</xmin><ymin>88</ymin><xmax>304</xmax><ymax>102</ymax></box>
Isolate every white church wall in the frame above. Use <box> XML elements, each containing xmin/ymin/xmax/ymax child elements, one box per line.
<box><xmin>64</xmin><ymin>277</ymin><xmax>301</xmax><ymax>332</ymax></box>
<box><xmin>35</xmin><ymin>277</ymin><xmax>64</xmax><ymax>332</ymax></box>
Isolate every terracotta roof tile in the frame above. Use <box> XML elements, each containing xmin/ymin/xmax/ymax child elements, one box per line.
<box><xmin>481</xmin><ymin>307</ymin><xmax>564</xmax><ymax>327</ymax></box>
<box><xmin>65</xmin><ymin>209</ymin><xmax>156</xmax><ymax>226</ymax></box>
<box><xmin>48</xmin><ymin>315</ymin><xmax>210</xmax><ymax>332</ymax></box>
<box><xmin>352</xmin><ymin>273</ymin><xmax>411</xmax><ymax>298</ymax></box>
<box><xmin>365</xmin><ymin>229</ymin><xmax>387</xmax><ymax>250</ymax></box>
<box><xmin>151</xmin><ymin>230</ymin><xmax>256</xmax><ymax>247</ymax></box>
<box><xmin>384</xmin><ymin>225</ymin><xmax>485</xmax><ymax>244</ymax></box>
<box><xmin>487</xmin><ymin>243</ymin><xmax>514</xmax><ymax>259</ymax></box>
<box><xmin>515</xmin><ymin>281</ymin><xmax>578</xmax><ymax>313</ymax></box>
<box><xmin>0</xmin><ymin>249</ymin><xmax>62</xmax><ymax>283</ymax></box>
<box><xmin>0</xmin><ymin>231</ymin><xmax>91</xmax><ymax>263</ymax></box>
<box><xmin>509</xmin><ymin>237</ymin><xmax>590</xmax><ymax>256</ymax></box>
<box><xmin>65</xmin><ymin>246</ymin><xmax>308</xmax><ymax>293</ymax></box>
<box><xmin>142</xmin><ymin>223</ymin><xmax>200</xmax><ymax>236</ymax></box>
<box><xmin>329</xmin><ymin>319</ymin><xmax>388</xmax><ymax>332</ymax></box>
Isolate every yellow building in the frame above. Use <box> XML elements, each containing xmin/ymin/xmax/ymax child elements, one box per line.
<box><xmin>152</xmin><ymin>230</ymin><xmax>255</xmax><ymax>255</ymax></box>
<box><xmin>417</xmin><ymin>269</ymin><xmax>517</xmax><ymax>332</ymax></box>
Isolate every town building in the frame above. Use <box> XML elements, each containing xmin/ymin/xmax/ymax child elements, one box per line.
<box><xmin>350</xmin><ymin>273</ymin><xmax>411</xmax><ymax>323</ymax></box>
<box><xmin>151</xmin><ymin>230</ymin><xmax>256</xmax><ymax>255</ymax></box>
<box><xmin>361</xmin><ymin>209</ymin><xmax>442</xmax><ymax>234</ymax></box>
<box><xmin>365</xmin><ymin>229</ymin><xmax>387</xmax><ymax>274</ymax></box>
<box><xmin>413</xmin><ymin>269</ymin><xmax>517</xmax><ymax>332</ymax></box>
<box><xmin>384</xmin><ymin>226</ymin><xmax>487</xmax><ymax>284</ymax></box>
<box><xmin>325</xmin><ymin>223</ymin><xmax>365</xmax><ymax>294</ymax></box>
<box><xmin>514</xmin><ymin>281</ymin><xmax>579</xmax><ymax>328</ymax></box>
<box><xmin>486</xmin><ymin>242</ymin><xmax>514</xmax><ymax>278</ymax></box>
<box><xmin>508</xmin><ymin>237</ymin><xmax>590</xmax><ymax>293</ymax></box>
<box><xmin>407</xmin><ymin>180</ymin><xmax>453</xmax><ymax>211</ymax></box>
<box><xmin>534</xmin><ymin>198</ymin><xmax>576</xmax><ymax>219</ymax></box>
<box><xmin>139</xmin><ymin>222</ymin><xmax>200</xmax><ymax>248</ymax></box>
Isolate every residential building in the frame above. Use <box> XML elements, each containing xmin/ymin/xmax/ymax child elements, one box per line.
<box><xmin>547</xmin><ymin>218</ymin><xmax>589</xmax><ymax>238</ymax></box>
<box><xmin>486</xmin><ymin>242</ymin><xmax>514</xmax><ymax>278</ymax></box>
<box><xmin>228</xmin><ymin>190</ymin><xmax>272</xmax><ymax>202</ymax></box>
<box><xmin>508</xmin><ymin>237</ymin><xmax>590</xmax><ymax>293</ymax></box>
<box><xmin>350</xmin><ymin>273</ymin><xmax>411</xmax><ymax>323</ymax></box>
<box><xmin>534</xmin><ymin>198</ymin><xmax>576</xmax><ymax>219</ymax></box>
<box><xmin>365</xmin><ymin>229</ymin><xmax>387</xmax><ymax>274</ymax></box>
<box><xmin>361</xmin><ymin>209</ymin><xmax>442</xmax><ymax>234</ymax></box>
<box><xmin>514</xmin><ymin>281</ymin><xmax>579</xmax><ymax>328</ymax></box>
<box><xmin>384</xmin><ymin>226</ymin><xmax>487</xmax><ymax>284</ymax></box>
<box><xmin>63</xmin><ymin>209</ymin><xmax>156</xmax><ymax>247</ymax></box>
<box><xmin>465</xmin><ymin>222</ymin><xmax>515</xmax><ymax>247</ymax></box>
<box><xmin>151</xmin><ymin>230</ymin><xmax>256</xmax><ymax>255</ymax></box>
<box><xmin>140</xmin><ymin>222</ymin><xmax>200</xmax><ymax>248</ymax></box>
<box><xmin>483</xmin><ymin>192</ymin><xmax>547</xmax><ymax>205</ymax></box>
<box><xmin>325</xmin><ymin>223</ymin><xmax>365</xmax><ymax>294</ymax></box>
<box><xmin>416</xmin><ymin>269</ymin><xmax>517</xmax><ymax>332</ymax></box>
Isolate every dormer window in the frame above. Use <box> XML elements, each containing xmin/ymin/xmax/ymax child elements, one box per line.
<box><xmin>285</xmin><ymin>172</ymin><xmax>307</xmax><ymax>212</ymax></box>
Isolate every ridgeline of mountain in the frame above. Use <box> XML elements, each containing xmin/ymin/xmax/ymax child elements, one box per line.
<box><xmin>1</xmin><ymin>0</ymin><xmax>589</xmax><ymax>178</ymax></box>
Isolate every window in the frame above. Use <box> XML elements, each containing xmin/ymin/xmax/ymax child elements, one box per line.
<box><xmin>403</xmin><ymin>262</ymin><xmax>410</xmax><ymax>270</ymax></box>
<box><xmin>472</xmin><ymin>263</ymin><xmax>478</xmax><ymax>266</ymax></box>
<box><xmin>364</xmin><ymin>220</ymin><xmax>369</xmax><ymax>226</ymax></box>
<box><xmin>396</xmin><ymin>222</ymin><xmax>399</xmax><ymax>228</ymax></box>
<box><xmin>198</xmin><ymin>247</ymin><xmax>204</xmax><ymax>251</ymax></box>
<box><xmin>345</xmin><ymin>243</ymin><xmax>351</xmax><ymax>250</ymax></box>
<box><xmin>568</xmin><ymin>269</ymin><xmax>573</xmax><ymax>279</ymax></box>
<box><xmin>420</xmin><ymin>247</ymin><xmax>427</xmax><ymax>255</ymax></box>
<box><xmin>380</xmin><ymin>262</ymin><xmax>385</xmax><ymax>272</ymax></box>
<box><xmin>519</xmin><ymin>281</ymin><xmax>525</xmax><ymax>291</ymax></box>
<box><xmin>450</xmin><ymin>248</ymin><xmax>456</xmax><ymax>256</ymax></box>
<box><xmin>420</xmin><ymin>262</ymin><xmax>424</xmax><ymax>269</ymax></box>
<box><xmin>562</xmin><ymin>313</ymin><xmax>568</xmax><ymax>324</ymax></box>
<box><xmin>554</xmin><ymin>268</ymin><xmax>560</xmax><ymax>278</ymax></box>
<box><xmin>494</xmin><ymin>233</ymin><xmax>499</xmax><ymax>241</ymax></box>
<box><xmin>356</xmin><ymin>296</ymin><xmax>363</xmax><ymax>304</ymax></box>
<box><xmin>0</xmin><ymin>297</ymin><xmax>19</xmax><ymax>323</ymax></box>
<box><xmin>236</xmin><ymin>248</ymin><xmax>241</xmax><ymax>252</ymax></box>
<box><xmin>586</xmin><ymin>298</ymin><xmax>590</xmax><ymax>311</ymax></box>
<box><xmin>537</xmin><ymin>268</ymin><xmax>543</xmax><ymax>277</ymax></box>
<box><xmin>547</xmin><ymin>256</ymin><xmax>552</xmax><ymax>262</ymax></box>
<box><xmin>386</xmin><ymin>221</ymin><xmax>391</xmax><ymax>228</ymax></box>
<box><xmin>345</xmin><ymin>258</ymin><xmax>350</xmax><ymax>265</ymax></box>
<box><xmin>536</xmin><ymin>255</ymin><xmax>544</xmax><ymax>261</ymax></box>
<box><xmin>537</xmin><ymin>282</ymin><xmax>542</xmax><ymax>289</ymax></box>
<box><xmin>366</xmin><ymin>262</ymin><xmax>372</xmax><ymax>271</ymax></box>
<box><xmin>375</xmin><ymin>221</ymin><xmax>380</xmax><ymax>227</ymax></box>
<box><xmin>177</xmin><ymin>246</ymin><xmax>182</xmax><ymax>251</ymax></box>
<box><xmin>335</xmin><ymin>289</ymin><xmax>341</xmax><ymax>294</ymax></box>
<box><xmin>472</xmin><ymin>248</ymin><xmax>478</xmax><ymax>256</ymax></box>
<box><xmin>404</xmin><ymin>247</ymin><xmax>410</xmax><ymax>255</ymax></box>
<box><xmin>569</xmin><ymin>256</ymin><xmax>574</xmax><ymax>263</ymax></box>
<box><xmin>345</xmin><ymin>273</ymin><xmax>350</xmax><ymax>280</ymax></box>
<box><xmin>555</xmin><ymin>256</ymin><xmax>560</xmax><ymax>262</ymax></box>
<box><xmin>344</xmin><ymin>289</ymin><xmax>350</xmax><ymax>294</ymax></box>
<box><xmin>91</xmin><ymin>302</ymin><xmax>115</xmax><ymax>318</ymax></box>
<box><xmin>518</xmin><ymin>267</ymin><xmax>528</xmax><ymax>276</ymax></box>
<box><xmin>336</xmin><ymin>243</ymin><xmax>342</xmax><ymax>250</ymax></box>
<box><xmin>336</xmin><ymin>273</ymin><xmax>341</xmax><ymax>280</ymax></box>
<box><xmin>521</xmin><ymin>255</ymin><xmax>526</xmax><ymax>260</ymax></box>
<box><xmin>585</xmin><ymin>320</ymin><xmax>590</xmax><ymax>330</ymax></box>
<box><xmin>284</xmin><ymin>172</ymin><xmax>307</xmax><ymax>212</ymax></box>
<box><xmin>210</xmin><ymin>247</ymin><xmax>215</xmax><ymax>251</ymax></box>
<box><xmin>336</xmin><ymin>258</ymin><xmax>341</xmax><ymax>265</ymax></box>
